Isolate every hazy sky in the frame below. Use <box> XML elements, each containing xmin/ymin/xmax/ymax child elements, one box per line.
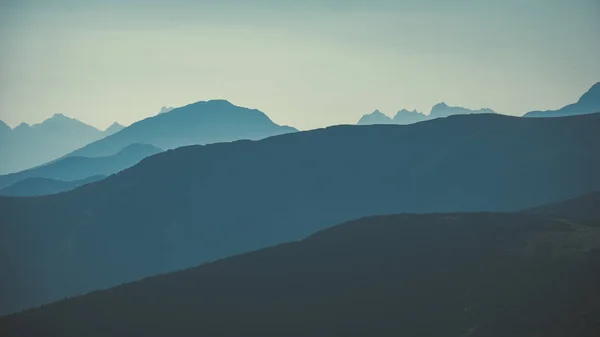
<box><xmin>1</xmin><ymin>0</ymin><xmax>599</xmax><ymax>130</ymax></box>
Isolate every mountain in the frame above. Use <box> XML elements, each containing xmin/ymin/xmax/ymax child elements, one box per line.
<box><xmin>525</xmin><ymin>82</ymin><xmax>600</xmax><ymax>117</ymax></box>
<box><xmin>158</xmin><ymin>106</ymin><xmax>174</xmax><ymax>114</ymax></box>
<box><xmin>63</xmin><ymin>100</ymin><xmax>297</xmax><ymax>158</ymax></box>
<box><xmin>392</xmin><ymin>108</ymin><xmax>428</xmax><ymax>124</ymax></box>
<box><xmin>104</xmin><ymin>122</ymin><xmax>124</xmax><ymax>135</ymax></box>
<box><xmin>357</xmin><ymin>104</ymin><xmax>496</xmax><ymax>125</ymax></box>
<box><xmin>0</xmin><ymin>113</ymin><xmax>599</xmax><ymax>316</ymax></box>
<box><xmin>0</xmin><ymin>175</ymin><xmax>106</xmax><ymax>197</ymax></box>
<box><xmin>0</xmin><ymin>114</ymin><xmax>109</xmax><ymax>174</ymax></box>
<box><xmin>2</xmin><ymin>206</ymin><xmax>599</xmax><ymax>336</ymax></box>
<box><xmin>429</xmin><ymin>102</ymin><xmax>496</xmax><ymax>118</ymax></box>
<box><xmin>356</xmin><ymin>110</ymin><xmax>394</xmax><ymax>125</ymax></box>
<box><xmin>0</xmin><ymin>120</ymin><xmax>10</xmax><ymax>135</ymax></box>
<box><xmin>0</xmin><ymin>143</ymin><xmax>162</xmax><ymax>190</ymax></box>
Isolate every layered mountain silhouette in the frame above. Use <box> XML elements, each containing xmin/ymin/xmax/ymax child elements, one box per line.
<box><xmin>525</xmin><ymin>82</ymin><xmax>600</xmax><ymax>117</ymax></box>
<box><xmin>0</xmin><ymin>143</ymin><xmax>161</xmax><ymax>190</ymax></box>
<box><xmin>0</xmin><ymin>113</ymin><xmax>599</xmax><ymax>315</ymax></box>
<box><xmin>0</xmin><ymin>175</ymin><xmax>106</xmax><ymax>197</ymax></box>
<box><xmin>392</xmin><ymin>108</ymin><xmax>429</xmax><ymax>124</ymax></box>
<box><xmin>0</xmin><ymin>114</ymin><xmax>123</xmax><ymax>174</ymax></box>
<box><xmin>356</xmin><ymin>110</ymin><xmax>394</xmax><ymax>125</ymax></box>
<box><xmin>63</xmin><ymin>99</ymin><xmax>297</xmax><ymax>159</ymax></box>
<box><xmin>357</xmin><ymin>103</ymin><xmax>496</xmax><ymax>125</ymax></box>
<box><xmin>158</xmin><ymin>106</ymin><xmax>174</xmax><ymax>114</ymax></box>
<box><xmin>2</xmin><ymin>191</ymin><xmax>599</xmax><ymax>336</ymax></box>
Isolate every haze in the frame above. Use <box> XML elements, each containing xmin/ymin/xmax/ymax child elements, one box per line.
<box><xmin>1</xmin><ymin>0</ymin><xmax>599</xmax><ymax>130</ymax></box>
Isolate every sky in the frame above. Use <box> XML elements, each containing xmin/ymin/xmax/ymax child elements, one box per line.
<box><xmin>0</xmin><ymin>0</ymin><xmax>599</xmax><ymax>131</ymax></box>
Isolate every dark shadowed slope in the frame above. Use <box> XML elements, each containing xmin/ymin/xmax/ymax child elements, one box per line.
<box><xmin>0</xmin><ymin>113</ymin><xmax>599</xmax><ymax>315</ymax></box>
<box><xmin>0</xmin><ymin>143</ymin><xmax>161</xmax><ymax>190</ymax></box>
<box><xmin>356</xmin><ymin>110</ymin><xmax>394</xmax><ymax>125</ymax></box>
<box><xmin>0</xmin><ymin>175</ymin><xmax>106</xmax><ymax>197</ymax></box>
<box><xmin>63</xmin><ymin>99</ymin><xmax>297</xmax><ymax>158</ymax></box>
<box><xmin>0</xmin><ymin>114</ymin><xmax>111</xmax><ymax>174</ymax></box>
<box><xmin>526</xmin><ymin>191</ymin><xmax>600</xmax><ymax>221</ymax></box>
<box><xmin>2</xmin><ymin>212</ymin><xmax>599</xmax><ymax>337</ymax></box>
<box><xmin>525</xmin><ymin>82</ymin><xmax>600</xmax><ymax>117</ymax></box>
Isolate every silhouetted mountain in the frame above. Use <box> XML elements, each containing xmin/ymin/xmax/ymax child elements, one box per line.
<box><xmin>64</xmin><ymin>100</ymin><xmax>297</xmax><ymax>158</ymax></box>
<box><xmin>356</xmin><ymin>110</ymin><xmax>393</xmax><ymax>125</ymax></box>
<box><xmin>0</xmin><ymin>120</ymin><xmax>10</xmax><ymax>135</ymax></box>
<box><xmin>0</xmin><ymin>114</ymin><xmax>108</xmax><ymax>174</ymax></box>
<box><xmin>357</xmin><ymin>104</ymin><xmax>496</xmax><ymax>126</ymax></box>
<box><xmin>158</xmin><ymin>106</ymin><xmax>174</xmax><ymax>114</ymax></box>
<box><xmin>2</xmin><ymin>211</ymin><xmax>599</xmax><ymax>336</ymax></box>
<box><xmin>0</xmin><ymin>113</ymin><xmax>599</xmax><ymax>315</ymax></box>
<box><xmin>526</xmin><ymin>190</ymin><xmax>600</xmax><ymax>221</ymax></box>
<box><xmin>392</xmin><ymin>108</ymin><xmax>428</xmax><ymax>124</ymax></box>
<box><xmin>104</xmin><ymin>122</ymin><xmax>124</xmax><ymax>135</ymax></box>
<box><xmin>525</xmin><ymin>82</ymin><xmax>600</xmax><ymax>117</ymax></box>
<box><xmin>0</xmin><ymin>143</ymin><xmax>161</xmax><ymax>190</ymax></box>
<box><xmin>0</xmin><ymin>175</ymin><xmax>106</xmax><ymax>197</ymax></box>
<box><xmin>429</xmin><ymin>102</ymin><xmax>496</xmax><ymax>118</ymax></box>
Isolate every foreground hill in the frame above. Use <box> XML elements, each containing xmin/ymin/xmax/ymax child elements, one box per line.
<box><xmin>0</xmin><ymin>176</ymin><xmax>105</xmax><ymax>197</ymax></box>
<box><xmin>63</xmin><ymin>99</ymin><xmax>297</xmax><ymax>158</ymax></box>
<box><xmin>2</xmin><ymin>210</ymin><xmax>599</xmax><ymax>336</ymax></box>
<box><xmin>0</xmin><ymin>144</ymin><xmax>162</xmax><ymax>190</ymax></box>
<box><xmin>525</xmin><ymin>82</ymin><xmax>600</xmax><ymax>117</ymax></box>
<box><xmin>0</xmin><ymin>114</ymin><xmax>121</xmax><ymax>174</ymax></box>
<box><xmin>527</xmin><ymin>191</ymin><xmax>600</xmax><ymax>221</ymax></box>
<box><xmin>1</xmin><ymin>113</ymin><xmax>599</xmax><ymax>315</ymax></box>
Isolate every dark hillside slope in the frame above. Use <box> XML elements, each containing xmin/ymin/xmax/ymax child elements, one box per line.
<box><xmin>2</xmin><ymin>212</ymin><xmax>599</xmax><ymax>337</ymax></box>
<box><xmin>527</xmin><ymin>191</ymin><xmax>600</xmax><ymax>221</ymax></box>
<box><xmin>1</xmin><ymin>113</ymin><xmax>599</xmax><ymax>315</ymax></box>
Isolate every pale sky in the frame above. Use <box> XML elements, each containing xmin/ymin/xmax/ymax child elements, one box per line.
<box><xmin>1</xmin><ymin>0</ymin><xmax>599</xmax><ymax>130</ymax></box>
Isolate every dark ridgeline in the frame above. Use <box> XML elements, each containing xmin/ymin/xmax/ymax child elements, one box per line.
<box><xmin>0</xmin><ymin>143</ymin><xmax>162</xmax><ymax>190</ymax></box>
<box><xmin>2</xmin><ymin>192</ymin><xmax>600</xmax><ymax>336</ymax></box>
<box><xmin>1</xmin><ymin>112</ymin><xmax>600</xmax><ymax>315</ymax></box>
<box><xmin>0</xmin><ymin>114</ymin><xmax>122</xmax><ymax>175</ymax></box>
<box><xmin>524</xmin><ymin>191</ymin><xmax>600</xmax><ymax>221</ymax></box>
<box><xmin>0</xmin><ymin>175</ymin><xmax>106</xmax><ymax>197</ymax></box>
<box><xmin>63</xmin><ymin>99</ymin><xmax>297</xmax><ymax>158</ymax></box>
<box><xmin>525</xmin><ymin>82</ymin><xmax>600</xmax><ymax>117</ymax></box>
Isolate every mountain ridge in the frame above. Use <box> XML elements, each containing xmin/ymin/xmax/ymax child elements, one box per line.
<box><xmin>0</xmin><ymin>112</ymin><xmax>598</xmax><ymax>315</ymax></box>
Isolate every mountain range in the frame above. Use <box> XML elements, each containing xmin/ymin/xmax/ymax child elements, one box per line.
<box><xmin>0</xmin><ymin>175</ymin><xmax>106</xmax><ymax>197</ymax></box>
<box><xmin>62</xmin><ymin>99</ymin><xmax>297</xmax><ymax>159</ymax></box>
<box><xmin>2</xmin><ymin>191</ymin><xmax>599</xmax><ymax>336</ymax></box>
<box><xmin>0</xmin><ymin>143</ymin><xmax>162</xmax><ymax>191</ymax></box>
<box><xmin>1</xmin><ymin>112</ymin><xmax>599</xmax><ymax>315</ymax></box>
<box><xmin>0</xmin><ymin>114</ymin><xmax>123</xmax><ymax>174</ymax></box>
<box><xmin>357</xmin><ymin>103</ymin><xmax>496</xmax><ymax>125</ymax></box>
<box><xmin>525</xmin><ymin>82</ymin><xmax>600</xmax><ymax>117</ymax></box>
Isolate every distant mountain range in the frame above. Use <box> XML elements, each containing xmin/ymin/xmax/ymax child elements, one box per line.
<box><xmin>63</xmin><ymin>99</ymin><xmax>297</xmax><ymax>159</ymax></box>
<box><xmin>0</xmin><ymin>175</ymin><xmax>106</xmax><ymax>197</ymax></box>
<box><xmin>0</xmin><ymin>143</ymin><xmax>161</xmax><ymax>190</ymax></box>
<box><xmin>357</xmin><ymin>103</ymin><xmax>496</xmax><ymax>125</ymax></box>
<box><xmin>1</xmin><ymin>112</ymin><xmax>599</xmax><ymax>315</ymax></box>
<box><xmin>524</xmin><ymin>82</ymin><xmax>600</xmax><ymax>117</ymax></box>
<box><xmin>2</xmin><ymin>192</ymin><xmax>599</xmax><ymax>336</ymax></box>
<box><xmin>0</xmin><ymin>114</ymin><xmax>123</xmax><ymax>174</ymax></box>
